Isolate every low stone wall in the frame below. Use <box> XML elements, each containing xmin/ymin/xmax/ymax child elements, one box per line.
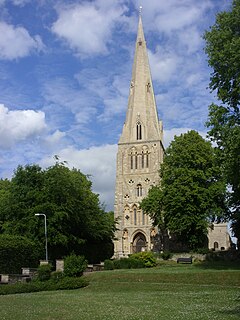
<box><xmin>171</xmin><ymin>253</ymin><xmax>206</xmax><ymax>262</ymax></box>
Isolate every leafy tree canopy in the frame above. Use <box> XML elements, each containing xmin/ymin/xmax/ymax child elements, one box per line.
<box><xmin>204</xmin><ymin>0</ymin><xmax>240</xmax><ymax>240</ymax></box>
<box><xmin>141</xmin><ymin>130</ymin><xmax>227</xmax><ymax>250</ymax></box>
<box><xmin>0</xmin><ymin>162</ymin><xmax>115</xmax><ymax>260</ymax></box>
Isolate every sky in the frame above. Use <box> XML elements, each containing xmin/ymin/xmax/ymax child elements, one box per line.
<box><xmin>0</xmin><ymin>0</ymin><xmax>231</xmax><ymax>211</ymax></box>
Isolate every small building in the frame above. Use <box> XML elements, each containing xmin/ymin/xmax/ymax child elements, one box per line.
<box><xmin>208</xmin><ymin>223</ymin><xmax>232</xmax><ymax>251</ymax></box>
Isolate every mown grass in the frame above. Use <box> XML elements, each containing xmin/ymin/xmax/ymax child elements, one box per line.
<box><xmin>0</xmin><ymin>261</ymin><xmax>239</xmax><ymax>320</ymax></box>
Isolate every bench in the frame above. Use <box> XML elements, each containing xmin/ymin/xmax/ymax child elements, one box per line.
<box><xmin>177</xmin><ymin>257</ymin><xmax>192</xmax><ymax>264</ymax></box>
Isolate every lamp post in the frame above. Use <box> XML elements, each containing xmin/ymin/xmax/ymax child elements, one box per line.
<box><xmin>35</xmin><ymin>213</ymin><xmax>48</xmax><ymax>262</ymax></box>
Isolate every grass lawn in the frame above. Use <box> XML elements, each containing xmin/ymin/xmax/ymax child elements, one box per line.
<box><xmin>0</xmin><ymin>261</ymin><xmax>239</xmax><ymax>320</ymax></box>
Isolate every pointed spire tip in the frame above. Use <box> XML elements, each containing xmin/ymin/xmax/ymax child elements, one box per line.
<box><xmin>139</xmin><ymin>6</ymin><xmax>142</xmax><ymax>16</ymax></box>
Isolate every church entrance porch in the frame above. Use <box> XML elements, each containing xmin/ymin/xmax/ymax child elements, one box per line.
<box><xmin>132</xmin><ymin>232</ymin><xmax>147</xmax><ymax>253</ymax></box>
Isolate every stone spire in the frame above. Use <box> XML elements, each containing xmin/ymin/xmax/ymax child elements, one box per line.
<box><xmin>119</xmin><ymin>13</ymin><xmax>163</xmax><ymax>144</ymax></box>
<box><xmin>113</xmin><ymin>12</ymin><xmax>164</xmax><ymax>258</ymax></box>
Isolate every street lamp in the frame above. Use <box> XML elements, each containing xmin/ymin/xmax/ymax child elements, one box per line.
<box><xmin>35</xmin><ymin>213</ymin><xmax>48</xmax><ymax>262</ymax></box>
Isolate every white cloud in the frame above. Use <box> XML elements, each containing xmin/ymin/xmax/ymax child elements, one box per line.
<box><xmin>135</xmin><ymin>0</ymin><xmax>213</xmax><ymax>33</ymax></box>
<box><xmin>40</xmin><ymin>144</ymin><xmax>118</xmax><ymax>211</ymax></box>
<box><xmin>52</xmin><ymin>1</ymin><xmax>126</xmax><ymax>57</ymax></box>
<box><xmin>0</xmin><ymin>0</ymin><xmax>31</xmax><ymax>6</ymax></box>
<box><xmin>0</xmin><ymin>21</ymin><xmax>44</xmax><ymax>60</ymax></box>
<box><xmin>11</xmin><ymin>0</ymin><xmax>30</xmax><ymax>6</ymax></box>
<box><xmin>44</xmin><ymin>130</ymin><xmax>66</xmax><ymax>146</ymax></box>
<box><xmin>178</xmin><ymin>26</ymin><xmax>203</xmax><ymax>54</ymax></box>
<box><xmin>164</xmin><ymin>127</ymin><xmax>207</xmax><ymax>148</ymax></box>
<box><xmin>42</xmin><ymin>77</ymin><xmax>98</xmax><ymax>126</ymax></box>
<box><xmin>148</xmin><ymin>47</ymin><xmax>179</xmax><ymax>83</ymax></box>
<box><xmin>0</xmin><ymin>104</ymin><xmax>47</xmax><ymax>148</ymax></box>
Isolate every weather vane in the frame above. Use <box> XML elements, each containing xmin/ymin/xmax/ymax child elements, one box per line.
<box><xmin>139</xmin><ymin>6</ymin><xmax>143</xmax><ymax>15</ymax></box>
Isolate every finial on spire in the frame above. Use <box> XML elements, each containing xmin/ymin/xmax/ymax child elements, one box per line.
<box><xmin>139</xmin><ymin>6</ymin><xmax>142</xmax><ymax>16</ymax></box>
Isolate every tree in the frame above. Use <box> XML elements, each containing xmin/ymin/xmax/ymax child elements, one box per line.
<box><xmin>0</xmin><ymin>162</ymin><xmax>115</xmax><ymax>261</ymax></box>
<box><xmin>0</xmin><ymin>234</ymin><xmax>41</xmax><ymax>273</ymax></box>
<box><xmin>141</xmin><ymin>130</ymin><xmax>227</xmax><ymax>250</ymax></box>
<box><xmin>204</xmin><ymin>0</ymin><xmax>240</xmax><ymax>240</ymax></box>
<box><xmin>0</xmin><ymin>179</ymin><xmax>11</xmax><ymax>233</ymax></box>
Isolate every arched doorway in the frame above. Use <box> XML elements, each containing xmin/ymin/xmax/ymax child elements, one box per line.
<box><xmin>132</xmin><ymin>232</ymin><xmax>147</xmax><ymax>253</ymax></box>
<box><xmin>214</xmin><ymin>241</ymin><xmax>219</xmax><ymax>251</ymax></box>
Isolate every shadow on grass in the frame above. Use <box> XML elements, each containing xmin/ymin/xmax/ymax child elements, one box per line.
<box><xmin>193</xmin><ymin>260</ymin><xmax>240</xmax><ymax>270</ymax></box>
<box><xmin>219</xmin><ymin>306</ymin><xmax>240</xmax><ymax>317</ymax></box>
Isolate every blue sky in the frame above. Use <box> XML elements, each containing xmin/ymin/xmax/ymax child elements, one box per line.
<box><xmin>0</xmin><ymin>0</ymin><xmax>231</xmax><ymax>211</ymax></box>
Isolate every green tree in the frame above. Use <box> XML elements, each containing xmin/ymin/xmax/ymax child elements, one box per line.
<box><xmin>0</xmin><ymin>162</ymin><xmax>115</xmax><ymax>261</ymax></box>
<box><xmin>141</xmin><ymin>131</ymin><xmax>227</xmax><ymax>250</ymax></box>
<box><xmin>0</xmin><ymin>234</ymin><xmax>41</xmax><ymax>273</ymax></box>
<box><xmin>0</xmin><ymin>179</ymin><xmax>11</xmax><ymax>233</ymax></box>
<box><xmin>204</xmin><ymin>0</ymin><xmax>240</xmax><ymax>240</ymax></box>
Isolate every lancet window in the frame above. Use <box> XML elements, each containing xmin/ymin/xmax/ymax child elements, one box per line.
<box><xmin>142</xmin><ymin>210</ymin><xmax>145</xmax><ymax>225</ymax></box>
<box><xmin>133</xmin><ymin>208</ymin><xmax>137</xmax><ymax>225</ymax></box>
<box><xmin>146</xmin><ymin>151</ymin><xmax>149</xmax><ymax>168</ymax></box>
<box><xmin>137</xmin><ymin>184</ymin><xmax>143</xmax><ymax>197</ymax></box>
<box><xmin>136</xmin><ymin>122</ymin><xmax>142</xmax><ymax>140</ymax></box>
<box><xmin>130</xmin><ymin>154</ymin><xmax>133</xmax><ymax>169</ymax></box>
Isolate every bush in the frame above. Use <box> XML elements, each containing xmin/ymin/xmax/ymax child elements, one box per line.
<box><xmin>160</xmin><ymin>251</ymin><xmax>173</xmax><ymax>260</ymax></box>
<box><xmin>112</xmin><ymin>258</ymin><xmax>145</xmax><ymax>270</ymax></box>
<box><xmin>113</xmin><ymin>258</ymin><xmax>130</xmax><ymax>269</ymax></box>
<box><xmin>0</xmin><ymin>277</ymin><xmax>89</xmax><ymax>295</ymax></box>
<box><xmin>37</xmin><ymin>264</ymin><xmax>52</xmax><ymax>281</ymax></box>
<box><xmin>130</xmin><ymin>251</ymin><xmax>157</xmax><ymax>267</ymax></box>
<box><xmin>64</xmin><ymin>254</ymin><xmax>88</xmax><ymax>277</ymax></box>
<box><xmin>0</xmin><ymin>235</ymin><xmax>41</xmax><ymax>274</ymax></box>
<box><xmin>128</xmin><ymin>258</ymin><xmax>145</xmax><ymax>269</ymax></box>
<box><xmin>104</xmin><ymin>259</ymin><xmax>114</xmax><ymax>270</ymax></box>
<box><xmin>194</xmin><ymin>248</ymin><xmax>210</xmax><ymax>255</ymax></box>
<box><xmin>53</xmin><ymin>277</ymin><xmax>88</xmax><ymax>290</ymax></box>
<box><xmin>50</xmin><ymin>271</ymin><xmax>64</xmax><ymax>282</ymax></box>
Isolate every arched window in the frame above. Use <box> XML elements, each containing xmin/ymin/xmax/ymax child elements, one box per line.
<box><xmin>136</xmin><ymin>122</ymin><xmax>142</xmax><ymax>140</ymax></box>
<box><xmin>135</xmin><ymin>152</ymin><xmax>138</xmax><ymax>169</ymax></box>
<box><xmin>142</xmin><ymin>210</ymin><xmax>145</xmax><ymax>225</ymax></box>
<box><xmin>137</xmin><ymin>184</ymin><xmax>143</xmax><ymax>197</ymax></box>
<box><xmin>133</xmin><ymin>208</ymin><xmax>137</xmax><ymax>225</ymax></box>
<box><xmin>146</xmin><ymin>151</ymin><xmax>149</xmax><ymax>168</ymax></box>
<box><xmin>141</xmin><ymin>151</ymin><xmax>144</xmax><ymax>168</ymax></box>
<box><xmin>130</xmin><ymin>154</ymin><xmax>133</xmax><ymax>170</ymax></box>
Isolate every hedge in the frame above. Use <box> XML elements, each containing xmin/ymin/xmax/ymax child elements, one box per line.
<box><xmin>0</xmin><ymin>277</ymin><xmax>89</xmax><ymax>295</ymax></box>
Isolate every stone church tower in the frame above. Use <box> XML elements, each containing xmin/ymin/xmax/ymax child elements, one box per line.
<box><xmin>114</xmin><ymin>14</ymin><xmax>164</xmax><ymax>258</ymax></box>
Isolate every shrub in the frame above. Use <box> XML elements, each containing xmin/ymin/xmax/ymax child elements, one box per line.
<box><xmin>0</xmin><ymin>235</ymin><xmax>41</xmax><ymax>274</ymax></box>
<box><xmin>160</xmin><ymin>251</ymin><xmax>173</xmax><ymax>260</ymax></box>
<box><xmin>114</xmin><ymin>258</ymin><xmax>131</xmax><ymax>269</ymax></box>
<box><xmin>54</xmin><ymin>277</ymin><xmax>88</xmax><ymax>290</ymax></box>
<box><xmin>104</xmin><ymin>259</ymin><xmax>114</xmax><ymax>270</ymax></box>
<box><xmin>113</xmin><ymin>258</ymin><xmax>127</xmax><ymax>269</ymax></box>
<box><xmin>130</xmin><ymin>251</ymin><xmax>157</xmax><ymax>267</ymax></box>
<box><xmin>0</xmin><ymin>277</ymin><xmax>89</xmax><ymax>295</ymax></box>
<box><xmin>37</xmin><ymin>264</ymin><xmax>52</xmax><ymax>281</ymax></box>
<box><xmin>64</xmin><ymin>254</ymin><xmax>88</xmax><ymax>277</ymax></box>
<box><xmin>50</xmin><ymin>271</ymin><xmax>64</xmax><ymax>282</ymax></box>
<box><xmin>194</xmin><ymin>248</ymin><xmax>210</xmax><ymax>255</ymax></box>
<box><xmin>128</xmin><ymin>258</ymin><xmax>145</xmax><ymax>269</ymax></box>
<box><xmin>112</xmin><ymin>258</ymin><xmax>145</xmax><ymax>269</ymax></box>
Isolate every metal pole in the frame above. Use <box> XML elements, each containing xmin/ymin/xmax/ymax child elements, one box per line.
<box><xmin>35</xmin><ymin>213</ymin><xmax>48</xmax><ymax>262</ymax></box>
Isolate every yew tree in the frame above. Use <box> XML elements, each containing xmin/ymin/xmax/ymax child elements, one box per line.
<box><xmin>204</xmin><ymin>0</ymin><xmax>240</xmax><ymax>240</ymax></box>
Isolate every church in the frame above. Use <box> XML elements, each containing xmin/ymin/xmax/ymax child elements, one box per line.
<box><xmin>113</xmin><ymin>12</ymin><xmax>231</xmax><ymax>258</ymax></box>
